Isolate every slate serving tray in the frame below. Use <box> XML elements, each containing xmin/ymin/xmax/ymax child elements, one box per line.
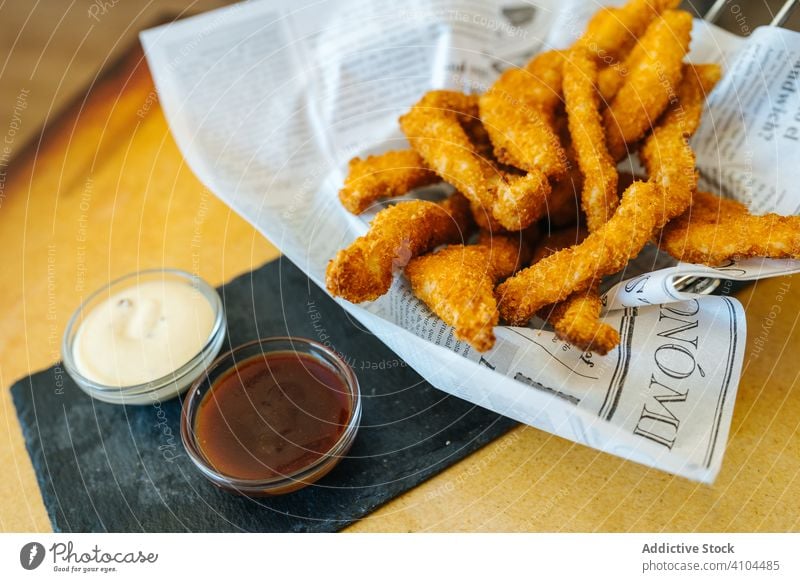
<box><xmin>12</xmin><ymin>258</ymin><xmax>516</xmax><ymax>532</ymax></box>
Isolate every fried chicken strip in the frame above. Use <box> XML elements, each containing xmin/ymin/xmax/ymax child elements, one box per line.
<box><xmin>326</xmin><ymin>193</ymin><xmax>472</xmax><ymax>303</ymax></box>
<box><xmin>654</xmin><ymin>63</ymin><xmax>721</xmax><ymax>136</ymax></box>
<box><xmin>548</xmin><ymin>292</ymin><xmax>621</xmax><ymax>354</ymax></box>
<box><xmin>399</xmin><ymin>91</ymin><xmax>488</xmax><ymax>204</ymax></box>
<box><xmin>479</xmin><ymin>50</ymin><xmax>567</xmax><ymax>177</ymax></box>
<box><xmin>406</xmin><ymin>236</ymin><xmax>527</xmax><ymax>351</ymax></box>
<box><xmin>338</xmin><ymin>150</ymin><xmax>441</xmax><ymax>214</ymax></box>
<box><xmin>523</xmin><ymin>49</ymin><xmax>567</xmax><ymax>118</ymax></box>
<box><xmin>593</xmin><ymin>0</ymin><xmax>682</xmax><ymax>103</ymax></box>
<box><xmin>660</xmin><ymin>191</ymin><xmax>800</xmax><ymax>265</ymax></box>
<box><xmin>640</xmin><ymin>63</ymin><xmax>721</xmax><ymax>217</ymax></box>
<box><xmin>498</xmin><ymin>63</ymin><xmax>718</xmax><ymax>325</ymax></box>
<box><xmin>558</xmin><ymin>174</ymin><xmax>647</xmax><ymax>352</ymax></box>
<box><xmin>489</xmin><ymin>170</ymin><xmax>554</xmax><ymax>231</ymax></box>
<box><xmin>564</xmin><ymin>46</ymin><xmax>619</xmax><ymax>232</ymax></box>
<box><xmin>538</xmin><ymin>47</ymin><xmax>621</xmax><ymax>354</ymax></box>
<box><xmin>578</xmin><ymin>0</ymin><xmax>681</xmax><ymax>63</ymax></box>
<box><xmin>603</xmin><ymin>10</ymin><xmax>693</xmax><ymax>160</ymax></box>
<box><xmin>534</xmin><ymin>225</ymin><xmax>620</xmax><ymax>355</ymax></box>
<box><xmin>497</xmin><ymin>180</ymin><xmax>661</xmax><ymax>325</ymax></box>
<box><xmin>597</xmin><ymin>65</ymin><xmax>626</xmax><ymax>105</ymax></box>
<box><xmin>400</xmin><ymin>90</ymin><xmax>552</xmax><ymax>231</ymax></box>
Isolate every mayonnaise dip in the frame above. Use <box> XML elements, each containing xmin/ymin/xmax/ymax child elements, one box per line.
<box><xmin>72</xmin><ymin>279</ymin><xmax>216</xmax><ymax>387</ymax></box>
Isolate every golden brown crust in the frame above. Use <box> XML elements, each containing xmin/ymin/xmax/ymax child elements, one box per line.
<box><xmin>497</xmin><ymin>181</ymin><xmax>662</xmax><ymax>325</ymax></box>
<box><xmin>603</xmin><ymin>10</ymin><xmax>693</xmax><ymax>160</ymax></box>
<box><xmin>326</xmin><ymin>193</ymin><xmax>472</xmax><ymax>303</ymax></box>
<box><xmin>523</xmin><ymin>50</ymin><xmax>567</xmax><ymax>118</ymax></box>
<box><xmin>408</xmin><ymin>246</ymin><xmax>499</xmax><ymax>352</ymax></box>
<box><xmin>488</xmin><ymin>170</ymin><xmax>553</xmax><ymax>231</ymax></box>
<box><xmin>660</xmin><ymin>191</ymin><xmax>800</xmax><ymax>265</ymax></box>
<box><xmin>653</xmin><ymin>63</ymin><xmax>722</xmax><ymax>138</ymax></box>
<box><xmin>564</xmin><ymin>47</ymin><xmax>619</xmax><ymax>233</ymax></box>
<box><xmin>479</xmin><ymin>51</ymin><xmax>567</xmax><ymax>177</ymax></box>
<box><xmin>544</xmin><ymin>291</ymin><xmax>620</xmax><ymax>355</ymax></box>
<box><xmin>639</xmin><ymin>63</ymin><xmax>721</xmax><ymax>220</ymax></box>
<box><xmin>578</xmin><ymin>0</ymin><xmax>681</xmax><ymax>63</ymax></box>
<box><xmin>399</xmin><ymin>91</ymin><xmax>489</xmax><ymax>206</ymax></box>
<box><xmin>329</xmin><ymin>2</ymin><xmax>734</xmax><ymax>357</ymax></box>
<box><xmin>497</xmin><ymin>61</ymin><xmax>719</xmax><ymax>327</ymax></box>
<box><xmin>406</xmin><ymin>236</ymin><xmax>527</xmax><ymax>351</ymax></box>
<box><xmin>338</xmin><ymin>150</ymin><xmax>441</xmax><ymax>214</ymax></box>
<box><xmin>530</xmin><ymin>226</ymin><xmax>589</xmax><ymax>264</ymax></box>
<box><xmin>477</xmin><ymin>231</ymin><xmax>533</xmax><ymax>274</ymax></box>
<box><xmin>469</xmin><ymin>199</ymin><xmax>506</xmax><ymax>234</ymax></box>
<box><xmin>400</xmin><ymin>90</ymin><xmax>552</xmax><ymax>231</ymax></box>
<box><xmin>548</xmin><ymin>48</ymin><xmax>621</xmax><ymax>353</ymax></box>
<box><xmin>597</xmin><ymin>63</ymin><xmax>627</xmax><ymax>104</ymax></box>
<box><xmin>531</xmin><ymin>226</ymin><xmax>619</xmax><ymax>354</ymax></box>
<box><xmin>593</xmin><ymin>1</ymin><xmax>683</xmax><ymax>103</ymax></box>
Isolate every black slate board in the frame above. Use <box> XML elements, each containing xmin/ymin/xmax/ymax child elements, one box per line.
<box><xmin>12</xmin><ymin>258</ymin><xmax>516</xmax><ymax>532</ymax></box>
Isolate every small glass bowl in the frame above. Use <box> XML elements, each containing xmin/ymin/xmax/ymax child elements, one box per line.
<box><xmin>181</xmin><ymin>337</ymin><xmax>362</xmax><ymax>496</ymax></box>
<box><xmin>62</xmin><ymin>269</ymin><xmax>226</xmax><ymax>405</ymax></box>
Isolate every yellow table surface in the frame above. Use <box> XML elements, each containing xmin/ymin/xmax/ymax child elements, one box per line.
<box><xmin>1</xmin><ymin>43</ymin><xmax>798</xmax><ymax>533</ymax></box>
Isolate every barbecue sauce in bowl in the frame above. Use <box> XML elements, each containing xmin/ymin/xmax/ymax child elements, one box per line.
<box><xmin>194</xmin><ymin>351</ymin><xmax>352</xmax><ymax>481</ymax></box>
<box><xmin>182</xmin><ymin>337</ymin><xmax>361</xmax><ymax>495</ymax></box>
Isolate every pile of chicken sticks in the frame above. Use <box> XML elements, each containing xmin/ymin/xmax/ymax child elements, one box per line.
<box><xmin>326</xmin><ymin>0</ymin><xmax>800</xmax><ymax>356</ymax></box>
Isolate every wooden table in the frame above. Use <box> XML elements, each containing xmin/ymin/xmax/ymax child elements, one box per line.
<box><xmin>2</xmin><ymin>42</ymin><xmax>799</xmax><ymax>533</ymax></box>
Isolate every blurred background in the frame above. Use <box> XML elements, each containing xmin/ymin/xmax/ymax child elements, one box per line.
<box><xmin>0</xmin><ymin>0</ymin><xmax>798</xmax><ymax>535</ymax></box>
<box><xmin>0</xmin><ymin>0</ymin><xmax>798</xmax><ymax>169</ymax></box>
<box><xmin>1</xmin><ymin>0</ymin><xmax>230</xmax><ymax>152</ymax></box>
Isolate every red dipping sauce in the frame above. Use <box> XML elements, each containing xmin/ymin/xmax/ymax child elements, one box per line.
<box><xmin>182</xmin><ymin>338</ymin><xmax>361</xmax><ymax>495</ymax></box>
<box><xmin>195</xmin><ymin>352</ymin><xmax>351</xmax><ymax>480</ymax></box>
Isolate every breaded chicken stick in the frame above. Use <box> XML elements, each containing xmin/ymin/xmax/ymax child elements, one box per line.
<box><xmin>497</xmin><ymin>180</ymin><xmax>661</xmax><ymax>325</ymax></box>
<box><xmin>661</xmin><ymin>191</ymin><xmax>800</xmax><ymax>265</ymax></box>
<box><xmin>498</xmin><ymin>63</ymin><xmax>720</xmax><ymax>326</ymax></box>
<box><xmin>640</xmin><ymin>63</ymin><xmax>721</xmax><ymax>206</ymax></box>
<box><xmin>406</xmin><ymin>235</ymin><xmax>528</xmax><ymax>351</ymax></box>
<box><xmin>539</xmin><ymin>46</ymin><xmax>621</xmax><ymax>355</ymax></box>
<box><xmin>578</xmin><ymin>0</ymin><xmax>681</xmax><ymax>63</ymax></box>
<box><xmin>326</xmin><ymin>193</ymin><xmax>471</xmax><ymax>303</ymax></box>
<box><xmin>564</xmin><ymin>46</ymin><xmax>619</xmax><ymax>232</ymax></box>
<box><xmin>603</xmin><ymin>10</ymin><xmax>693</xmax><ymax>160</ymax></box>
<box><xmin>400</xmin><ymin>90</ymin><xmax>552</xmax><ymax>231</ymax></box>
<box><xmin>593</xmin><ymin>0</ymin><xmax>683</xmax><ymax>102</ymax></box>
<box><xmin>479</xmin><ymin>50</ymin><xmax>567</xmax><ymax>177</ymax></box>
<box><xmin>338</xmin><ymin>150</ymin><xmax>441</xmax><ymax>214</ymax></box>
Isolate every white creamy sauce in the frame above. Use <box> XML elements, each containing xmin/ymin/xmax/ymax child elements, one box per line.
<box><xmin>72</xmin><ymin>280</ymin><xmax>216</xmax><ymax>387</ymax></box>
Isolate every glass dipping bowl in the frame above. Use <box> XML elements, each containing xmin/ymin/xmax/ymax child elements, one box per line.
<box><xmin>181</xmin><ymin>337</ymin><xmax>362</xmax><ymax>496</ymax></box>
<box><xmin>62</xmin><ymin>269</ymin><xmax>226</xmax><ymax>405</ymax></box>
